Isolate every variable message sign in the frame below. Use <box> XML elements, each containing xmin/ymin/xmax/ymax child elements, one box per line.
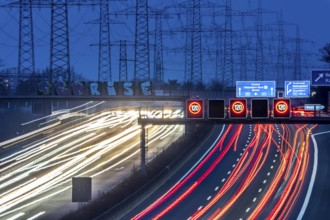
<box><xmin>186</xmin><ymin>99</ymin><xmax>204</xmax><ymax>119</ymax></box>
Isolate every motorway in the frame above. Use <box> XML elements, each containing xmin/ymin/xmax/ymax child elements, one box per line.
<box><xmin>0</xmin><ymin>103</ymin><xmax>184</xmax><ymax>220</ymax></box>
<box><xmin>121</xmin><ymin>123</ymin><xmax>328</xmax><ymax>220</ymax></box>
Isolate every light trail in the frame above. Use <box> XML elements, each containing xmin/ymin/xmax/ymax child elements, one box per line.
<box><xmin>0</xmin><ymin>108</ymin><xmax>184</xmax><ymax>219</ymax></box>
<box><xmin>132</xmin><ymin>124</ymin><xmax>318</xmax><ymax>220</ymax></box>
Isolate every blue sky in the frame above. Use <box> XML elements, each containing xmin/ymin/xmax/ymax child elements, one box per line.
<box><xmin>0</xmin><ymin>0</ymin><xmax>329</xmax><ymax>83</ymax></box>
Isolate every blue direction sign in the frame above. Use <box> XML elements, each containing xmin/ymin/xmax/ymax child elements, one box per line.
<box><xmin>285</xmin><ymin>81</ymin><xmax>310</xmax><ymax>98</ymax></box>
<box><xmin>236</xmin><ymin>81</ymin><xmax>276</xmax><ymax>98</ymax></box>
<box><xmin>311</xmin><ymin>70</ymin><xmax>330</xmax><ymax>86</ymax></box>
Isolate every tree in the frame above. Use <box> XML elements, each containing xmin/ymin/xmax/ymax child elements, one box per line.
<box><xmin>320</xmin><ymin>43</ymin><xmax>330</xmax><ymax>65</ymax></box>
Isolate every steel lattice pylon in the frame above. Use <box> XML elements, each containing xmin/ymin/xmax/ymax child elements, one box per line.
<box><xmin>184</xmin><ymin>0</ymin><xmax>202</xmax><ymax>85</ymax></box>
<box><xmin>119</xmin><ymin>40</ymin><xmax>128</xmax><ymax>82</ymax></box>
<box><xmin>134</xmin><ymin>0</ymin><xmax>150</xmax><ymax>82</ymax></box>
<box><xmin>98</xmin><ymin>0</ymin><xmax>111</xmax><ymax>82</ymax></box>
<box><xmin>184</xmin><ymin>5</ymin><xmax>192</xmax><ymax>84</ymax></box>
<box><xmin>255</xmin><ymin>0</ymin><xmax>264</xmax><ymax>81</ymax></box>
<box><xmin>294</xmin><ymin>27</ymin><xmax>302</xmax><ymax>80</ymax></box>
<box><xmin>223</xmin><ymin>0</ymin><xmax>234</xmax><ymax>87</ymax></box>
<box><xmin>50</xmin><ymin>0</ymin><xmax>70</xmax><ymax>82</ymax></box>
<box><xmin>18</xmin><ymin>0</ymin><xmax>35</xmax><ymax>79</ymax></box>
<box><xmin>191</xmin><ymin>0</ymin><xmax>202</xmax><ymax>84</ymax></box>
<box><xmin>277</xmin><ymin>12</ymin><xmax>285</xmax><ymax>87</ymax></box>
<box><xmin>154</xmin><ymin>10</ymin><xmax>164</xmax><ymax>83</ymax></box>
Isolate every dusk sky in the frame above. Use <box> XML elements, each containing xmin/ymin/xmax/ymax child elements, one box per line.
<box><xmin>0</xmin><ymin>0</ymin><xmax>329</xmax><ymax>83</ymax></box>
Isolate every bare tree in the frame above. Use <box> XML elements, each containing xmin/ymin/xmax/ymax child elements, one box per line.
<box><xmin>320</xmin><ymin>43</ymin><xmax>330</xmax><ymax>65</ymax></box>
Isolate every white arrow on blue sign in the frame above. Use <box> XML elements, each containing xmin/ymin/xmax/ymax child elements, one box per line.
<box><xmin>311</xmin><ymin>70</ymin><xmax>330</xmax><ymax>86</ymax></box>
<box><xmin>285</xmin><ymin>81</ymin><xmax>310</xmax><ymax>98</ymax></box>
<box><xmin>236</xmin><ymin>81</ymin><xmax>276</xmax><ymax>98</ymax></box>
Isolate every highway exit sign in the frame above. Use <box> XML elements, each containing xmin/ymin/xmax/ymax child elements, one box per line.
<box><xmin>311</xmin><ymin>70</ymin><xmax>330</xmax><ymax>86</ymax></box>
<box><xmin>236</xmin><ymin>81</ymin><xmax>276</xmax><ymax>98</ymax></box>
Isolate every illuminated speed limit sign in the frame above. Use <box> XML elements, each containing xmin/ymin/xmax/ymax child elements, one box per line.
<box><xmin>186</xmin><ymin>99</ymin><xmax>204</xmax><ymax>119</ymax></box>
<box><xmin>229</xmin><ymin>99</ymin><xmax>247</xmax><ymax>118</ymax></box>
<box><xmin>273</xmin><ymin>99</ymin><xmax>291</xmax><ymax>118</ymax></box>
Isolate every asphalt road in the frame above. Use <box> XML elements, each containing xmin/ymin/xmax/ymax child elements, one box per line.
<box><xmin>0</xmin><ymin>107</ymin><xmax>184</xmax><ymax>220</ymax></box>
<box><xmin>122</xmin><ymin>123</ymin><xmax>323</xmax><ymax>220</ymax></box>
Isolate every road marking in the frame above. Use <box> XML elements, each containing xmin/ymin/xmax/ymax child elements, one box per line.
<box><xmin>271</xmin><ymin>165</ymin><xmax>274</xmax><ymax>169</ymax></box>
<box><xmin>227</xmin><ymin>171</ymin><xmax>231</xmax><ymax>175</ymax></box>
<box><xmin>207</xmin><ymin>196</ymin><xmax>212</xmax><ymax>201</ymax></box>
<box><xmin>198</xmin><ymin>206</ymin><xmax>203</xmax><ymax>210</ymax></box>
<box><xmin>232</xmin><ymin>164</ymin><xmax>236</xmax><ymax>168</ymax></box>
<box><xmin>236</xmin><ymin>158</ymin><xmax>240</xmax><ymax>162</ymax></box>
<box><xmin>312</xmin><ymin>130</ymin><xmax>330</xmax><ymax>136</ymax></box>
<box><xmin>246</xmin><ymin>208</ymin><xmax>250</xmax><ymax>212</ymax></box>
<box><xmin>243</xmin><ymin>148</ymin><xmax>246</xmax><ymax>150</ymax></box>
<box><xmin>215</xmin><ymin>186</ymin><xmax>219</xmax><ymax>191</ymax></box>
<box><xmin>177</xmin><ymin>125</ymin><xmax>225</xmax><ymax>183</ymax></box>
<box><xmin>267</xmin><ymin>172</ymin><xmax>270</xmax><ymax>176</ymax></box>
<box><xmin>263</xmin><ymin>180</ymin><xmax>267</xmax><ymax>184</ymax></box>
<box><xmin>275</xmin><ymin>154</ymin><xmax>278</xmax><ymax>157</ymax></box>
<box><xmin>277</xmin><ymin>149</ymin><xmax>279</xmax><ymax>152</ymax></box>
<box><xmin>240</xmin><ymin>153</ymin><xmax>243</xmax><ymax>156</ymax></box>
<box><xmin>222</xmin><ymin>178</ymin><xmax>226</xmax><ymax>182</ymax></box>
<box><xmin>297</xmin><ymin>134</ymin><xmax>319</xmax><ymax>220</ymax></box>
<box><xmin>258</xmin><ymin>188</ymin><xmax>262</xmax><ymax>193</ymax></box>
<box><xmin>273</xmin><ymin>160</ymin><xmax>276</xmax><ymax>163</ymax></box>
<box><xmin>253</xmin><ymin>197</ymin><xmax>257</xmax><ymax>202</ymax></box>
<box><xmin>187</xmin><ymin>217</ymin><xmax>192</xmax><ymax>220</ymax></box>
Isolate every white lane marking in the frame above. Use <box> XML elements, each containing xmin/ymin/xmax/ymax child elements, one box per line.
<box><xmin>207</xmin><ymin>196</ymin><xmax>212</xmax><ymax>201</ymax></box>
<box><xmin>297</xmin><ymin>134</ymin><xmax>319</xmax><ymax>220</ymax></box>
<box><xmin>258</xmin><ymin>188</ymin><xmax>262</xmax><ymax>193</ymax></box>
<box><xmin>312</xmin><ymin>130</ymin><xmax>330</xmax><ymax>136</ymax></box>
<box><xmin>27</xmin><ymin>211</ymin><xmax>46</xmax><ymax>220</ymax></box>
<box><xmin>232</xmin><ymin>164</ymin><xmax>236</xmax><ymax>168</ymax></box>
<box><xmin>177</xmin><ymin>125</ymin><xmax>225</xmax><ymax>182</ymax></box>
<box><xmin>198</xmin><ymin>206</ymin><xmax>203</xmax><ymax>210</ymax></box>
<box><xmin>222</xmin><ymin>178</ymin><xmax>226</xmax><ymax>182</ymax></box>
<box><xmin>240</xmin><ymin>153</ymin><xmax>243</xmax><ymax>156</ymax></box>
<box><xmin>267</xmin><ymin>172</ymin><xmax>270</xmax><ymax>176</ymax></box>
<box><xmin>277</xmin><ymin>149</ymin><xmax>279</xmax><ymax>152</ymax></box>
<box><xmin>263</xmin><ymin>180</ymin><xmax>267</xmax><ymax>184</ymax></box>
<box><xmin>253</xmin><ymin>197</ymin><xmax>257</xmax><ymax>202</ymax></box>
<box><xmin>187</xmin><ymin>217</ymin><xmax>192</xmax><ymax>220</ymax></box>
<box><xmin>246</xmin><ymin>207</ymin><xmax>250</xmax><ymax>212</ymax></box>
<box><xmin>271</xmin><ymin>165</ymin><xmax>274</xmax><ymax>169</ymax></box>
<box><xmin>273</xmin><ymin>160</ymin><xmax>276</xmax><ymax>163</ymax></box>
<box><xmin>227</xmin><ymin>171</ymin><xmax>231</xmax><ymax>175</ymax></box>
<box><xmin>215</xmin><ymin>186</ymin><xmax>219</xmax><ymax>191</ymax></box>
<box><xmin>243</xmin><ymin>148</ymin><xmax>246</xmax><ymax>151</ymax></box>
<box><xmin>275</xmin><ymin>154</ymin><xmax>278</xmax><ymax>157</ymax></box>
<box><xmin>236</xmin><ymin>158</ymin><xmax>240</xmax><ymax>162</ymax></box>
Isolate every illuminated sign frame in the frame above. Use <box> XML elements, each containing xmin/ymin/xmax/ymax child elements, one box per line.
<box><xmin>273</xmin><ymin>99</ymin><xmax>291</xmax><ymax>118</ymax></box>
<box><xmin>251</xmin><ymin>99</ymin><xmax>269</xmax><ymax>119</ymax></box>
<box><xmin>208</xmin><ymin>99</ymin><xmax>225</xmax><ymax>119</ymax></box>
<box><xmin>186</xmin><ymin>99</ymin><xmax>204</xmax><ymax>119</ymax></box>
<box><xmin>229</xmin><ymin>99</ymin><xmax>247</xmax><ymax>119</ymax></box>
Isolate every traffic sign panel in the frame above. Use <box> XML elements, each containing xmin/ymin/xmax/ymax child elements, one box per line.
<box><xmin>229</xmin><ymin>99</ymin><xmax>247</xmax><ymax>118</ymax></box>
<box><xmin>285</xmin><ymin>81</ymin><xmax>310</xmax><ymax>98</ymax></box>
<box><xmin>273</xmin><ymin>99</ymin><xmax>291</xmax><ymax>118</ymax></box>
<box><xmin>251</xmin><ymin>99</ymin><xmax>269</xmax><ymax>118</ymax></box>
<box><xmin>186</xmin><ymin>99</ymin><xmax>204</xmax><ymax>119</ymax></box>
<box><xmin>311</xmin><ymin>70</ymin><xmax>330</xmax><ymax>86</ymax></box>
<box><xmin>236</xmin><ymin>81</ymin><xmax>276</xmax><ymax>98</ymax></box>
<box><xmin>208</xmin><ymin>99</ymin><xmax>225</xmax><ymax>119</ymax></box>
